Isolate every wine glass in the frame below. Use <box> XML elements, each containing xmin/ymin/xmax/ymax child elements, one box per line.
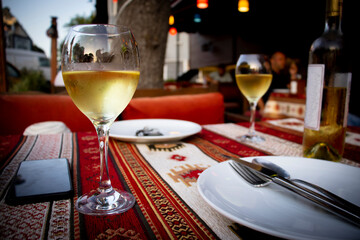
<box><xmin>61</xmin><ymin>24</ymin><xmax>140</xmax><ymax>215</ymax></box>
<box><xmin>235</xmin><ymin>54</ymin><xmax>272</xmax><ymax>143</ymax></box>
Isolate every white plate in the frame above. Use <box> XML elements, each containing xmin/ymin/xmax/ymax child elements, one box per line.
<box><xmin>273</xmin><ymin>88</ymin><xmax>290</xmax><ymax>93</ymax></box>
<box><xmin>110</xmin><ymin>119</ymin><xmax>202</xmax><ymax>143</ymax></box>
<box><xmin>197</xmin><ymin>156</ymin><xmax>360</xmax><ymax>240</ymax></box>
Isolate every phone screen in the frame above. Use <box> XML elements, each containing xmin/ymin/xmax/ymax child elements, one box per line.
<box><xmin>6</xmin><ymin>158</ymin><xmax>73</xmax><ymax>205</ymax></box>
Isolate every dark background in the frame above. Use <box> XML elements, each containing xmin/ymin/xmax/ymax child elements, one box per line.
<box><xmin>172</xmin><ymin>0</ymin><xmax>354</xmax><ymax>60</ymax></box>
<box><xmin>171</xmin><ymin>0</ymin><xmax>358</xmax><ymax>117</ymax></box>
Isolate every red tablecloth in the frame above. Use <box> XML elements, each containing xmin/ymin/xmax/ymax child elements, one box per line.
<box><xmin>1</xmin><ymin>120</ymin><xmax>359</xmax><ymax>239</ymax></box>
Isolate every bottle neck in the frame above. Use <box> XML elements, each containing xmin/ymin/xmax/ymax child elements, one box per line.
<box><xmin>324</xmin><ymin>0</ymin><xmax>342</xmax><ymax>33</ymax></box>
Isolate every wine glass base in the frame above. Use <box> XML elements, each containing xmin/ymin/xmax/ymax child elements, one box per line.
<box><xmin>75</xmin><ymin>188</ymin><xmax>135</xmax><ymax>215</ymax></box>
<box><xmin>237</xmin><ymin>134</ymin><xmax>265</xmax><ymax>143</ymax></box>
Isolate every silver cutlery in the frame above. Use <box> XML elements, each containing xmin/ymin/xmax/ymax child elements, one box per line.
<box><xmin>229</xmin><ymin>158</ymin><xmax>360</xmax><ymax>227</ymax></box>
<box><xmin>253</xmin><ymin>157</ymin><xmax>360</xmax><ymax>210</ymax></box>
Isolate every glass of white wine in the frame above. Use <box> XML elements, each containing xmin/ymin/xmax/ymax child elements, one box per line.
<box><xmin>61</xmin><ymin>24</ymin><xmax>140</xmax><ymax>215</ymax></box>
<box><xmin>235</xmin><ymin>54</ymin><xmax>272</xmax><ymax>143</ymax></box>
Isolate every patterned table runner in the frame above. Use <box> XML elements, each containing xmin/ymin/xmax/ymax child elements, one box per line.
<box><xmin>263</xmin><ymin>118</ymin><xmax>360</xmax><ymax>163</ymax></box>
<box><xmin>0</xmin><ymin>134</ymin><xmax>74</xmax><ymax>239</ymax></box>
<box><xmin>266</xmin><ymin>118</ymin><xmax>360</xmax><ymax>147</ymax></box>
<box><xmin>263</xmin><ymin>93</ymin><xmax>306</xmax><ymax>119</ymax></box>
<box><xmin>1</xmin><ymin>122</ymin><xmax>359</xmax><ymax>239</ymax></box>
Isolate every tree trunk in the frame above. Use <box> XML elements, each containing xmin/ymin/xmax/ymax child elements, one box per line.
<box><xmin>114</xmin><ymin>0</ymin><xmax>170</xmax><ymax>89</ymax></box>
<box><xmin>0</xmin><ymin>0</ymin><xmax>8</xmax><ymax>92</ymax></box>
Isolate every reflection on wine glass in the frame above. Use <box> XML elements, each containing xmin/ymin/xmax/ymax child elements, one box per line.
<box><xmin>235</xmin><ymin>54</ymin><xmax>272</xmax><ymax>143</ymax></box>
<box><xmin>61</xmin><ymin>24</ymin><xmax>140</xmax><ymax>215</ymax></box>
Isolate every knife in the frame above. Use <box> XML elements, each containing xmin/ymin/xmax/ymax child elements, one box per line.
<box><xmin>231</xmin><ymin>158</ymin><xmax>360</xmax><ymax>228</ymax></box>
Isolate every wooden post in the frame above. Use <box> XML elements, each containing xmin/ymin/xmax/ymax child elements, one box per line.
<box><xmin>0</xmin><ymin>0</ymin><xmax>8</xmax><ymax>92</ymax></box>
<box><xmin>46</xmin><ymin>17</ymin><xmax>58</xmax><ymax>93</ymax></box>
<box><xmin>50</xmin><ymin>36</ymin><xmax>57</xmax><ymax>93</ymax></box>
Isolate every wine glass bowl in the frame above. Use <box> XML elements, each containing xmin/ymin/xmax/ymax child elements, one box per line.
<box><xmin>61</xmin><ymin>24</ymin><xmax>140</xmax><ymax>215</ymax></box>
<box><xmin>235</xmin><ymin>54</ymin><xmax>272</xmax><ymax>143</ymax></box>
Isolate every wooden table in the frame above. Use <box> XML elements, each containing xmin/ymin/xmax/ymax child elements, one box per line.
<box><xmin>1</xmin><ymin>119</ymin><xmax>359</xmax><ymax>239</ymax></box>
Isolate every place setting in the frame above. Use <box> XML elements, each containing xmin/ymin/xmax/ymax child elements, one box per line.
<box><xmin>110</xmin><ymin>119</ymin><xmax>202</xmax><ymax>143</ymax></box>
<box><xmin>194</xmin><ymin>50</ymin><xmax>359</xmax><ymax>239</ymax></box>
<box><xmin>197</xmin><ymin>156</ymin><xmax>360</xmax><ymax>240</ymax></box>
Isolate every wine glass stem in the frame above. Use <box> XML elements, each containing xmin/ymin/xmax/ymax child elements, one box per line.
<box><xmin>96</xmin><ymin>124</ymin><xmax>113</xmax><ymax>193</ymax></box>
<box><xmin>249</xmin><ymin>101</ymin><xmax>257</xmax><ymax>136</ymax></box>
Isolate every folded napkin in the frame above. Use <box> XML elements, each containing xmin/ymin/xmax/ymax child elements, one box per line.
<box><xmin>23</xmin><ymin>121</ymin><xmax>71</xmax><ymax>135</ymax></box>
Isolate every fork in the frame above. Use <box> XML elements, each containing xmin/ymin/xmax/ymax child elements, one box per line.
<box><xmin>228</xmin><ymin>160</ymin><xmax>360</xmax><ymax>228</ymax></box>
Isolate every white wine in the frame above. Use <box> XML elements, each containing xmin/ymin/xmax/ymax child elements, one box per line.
<box><xmin>303</xmin><ymin>87</ymin><xmax>347</xmax><ymax>161</ymax></box>
<box><xmin>235</xmin><ymin>74</ymin><xmax>272</xmax><ymax>103</ymax></box>
<box><xmin>63</xmin><ymin>71</ymin><xmax>139</xmax><ymax>123</ymax></box>
<box><xmin>302</xmin><ymin>0</ymin><xmax>351</xmax><ymax>161</ymax></box>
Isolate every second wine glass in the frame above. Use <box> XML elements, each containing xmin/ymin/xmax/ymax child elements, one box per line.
<box><xmin>235</xmin><ymin>54</ymin><xmax>272</xmax><ymax>143</ymax></box>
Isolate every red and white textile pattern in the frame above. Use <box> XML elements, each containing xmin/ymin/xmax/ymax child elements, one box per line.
<box><xmin>346</xmin><ymin>132</ymin><xmax>360</xmax><ymax>147</ymax></box>
<box><xmin>204</xmin><ymin>123</ymin><xmax>303</xmax><ymax>157</ymax></box>
<box><xmin>134</xmin><ymin>142</ymin><xmax>238</xmax><ymax>240</ymax></box>
<box><xmin>0</xmin><ymin>202</ymin><xmax>50</xmax><ymax>239</ymax></box>
<box><xmin>264</xmin><ymin>118</ymin><xmax>360</xmax><ymax>165</ymax></box>
<box><xmin>1</xmin><ymin>122</ymin><xmax>359</xmax><ymax>240</ymax></box>
<box><xmin>0</xmin><ymin>133</ymin><xmax>74</xmax><ymax>240</ymax></box>
<box><xmin>264</xmin><ymin>99</ymin><xmax>305</xmax><ymax>119</ymax></box>
<box><xmin>266</xmin><ymin>118</ymin><xmax>360</xmax><ymax>147</ymax></box>
<box><xmin>266</xmin><ymin>118</ymin><xmax>305</xmax><ymax>132</ymax></box>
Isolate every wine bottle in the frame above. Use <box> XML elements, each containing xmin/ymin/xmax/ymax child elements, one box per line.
<box><xmin>302</xmin><ymin>0</ymin><xmax>351</xmax><ymax>161</ymax></box>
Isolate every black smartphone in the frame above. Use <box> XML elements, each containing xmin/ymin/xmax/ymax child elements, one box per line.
<box><xmin>6</xmin><ymin>158</ymin><xmax>73</xmax><ymax>205</ymax></box>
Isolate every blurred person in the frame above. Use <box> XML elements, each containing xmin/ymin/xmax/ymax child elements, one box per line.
<box><xmin>263</xmin><ymin>51</ymin><xmax>290</xmax><ymax>102</ymax></box>
<box><xmin>206</xmin><ymin>64</ymin><xmax>233</xmax><ymax>85</ymax></box>
<box><xmin>270</xmin><ymin>51</ymin><xmax>290</xmax><ymax>88</ymax></box>
<box><xmin>287</xmin><ymin>58</ymin><xmax>307</xmax><ymax>96</ymax></box>
<box><xmin>288</xmin><ymin>58</ymin><xmax>302</xmax><ymax>80</ymax></box>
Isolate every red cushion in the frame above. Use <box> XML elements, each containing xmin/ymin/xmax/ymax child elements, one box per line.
<box><xmin>0</xmin><ymin>94</ymin><xmax>94</xmax><ymax>135</ymax></box>
<box><xmin>122</xmin><ymin>92</ymin><xmax>224</xmax><ymax>125</ymax></box>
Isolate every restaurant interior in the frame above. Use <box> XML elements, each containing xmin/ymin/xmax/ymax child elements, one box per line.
<box><xmin>0</xmin><ymin>0</ymin><xmax>359</xmax><ymax>239</ymax></box>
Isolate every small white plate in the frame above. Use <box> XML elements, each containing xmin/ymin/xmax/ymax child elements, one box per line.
<box><xmin>197</xmin><ymin>156</ymin><xmax>360</xmax><ymax>240</ymax></box>
<box><xmin>110</xmin><ymin>119</ymin><xmax>202</xmax><ymax>143</ymax></box>
<box><xmin>273</xmin><ymin>88</ymin><xmax>290</xmax><ymax>93</ymax></box>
